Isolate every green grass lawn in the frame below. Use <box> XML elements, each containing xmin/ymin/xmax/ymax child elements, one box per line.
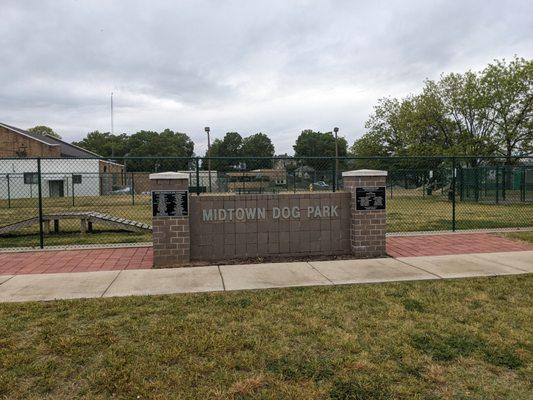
<box><xmin>0</xmin><ymin>276</ymin><xmax>531</xmax><ymax>399</ymax></box>
<box><xmin>1</xmin><ymin>192</ymin><xmax>532</xmax><ymax>248</ymax></box>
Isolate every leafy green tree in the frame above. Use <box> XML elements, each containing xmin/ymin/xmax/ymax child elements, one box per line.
<box><xmin>241</xmin><ymin>133</ymin><xmax>275</xmax><ymax>169</ymax></box>
<box><xmin>349</xmin><ymin>131</ymin><xmax>390</xmax><ymax>170</ymax></box>
<box><xmin>355</xmin><ymin>57</ymin><xmax>532</xmax><ymax>172</ymax></box>
<box><xmin>481</xmin><ymin>57</ymin><xmax>533</xmax><ymax>162</ymax></box>
<box><xmin>361</xmin><ymin>98</ymin><xmax>408</xmax><ymax>156</ymax></box>
<box><xmin>203</xmin><ymin>132</ymin><xmax>276</xmax><ymax>170</ymax></box>
<box><xmin>350</xmin><ymin>132</ymin><xmax>388</xmax><ymax>157</ymax></box>
<box><xmin>293</xmin><ymin>129</ymin><xmax>348</xmax><ymax>170</ymax></box>
<box><xmin>357</xmin><ymin>93</ymin><xmax>461</xmax><ymax>171</ymax></box>
<box><xmin>125</xmin><ymin>129</ymin><xmax>194</xmax><ymax>171</ymax></box>
<box><xmin>73</xmin><ymin>131</ymin><xmax>128</xmax><ymax>157</ymax></box>
<box><xmin>409</xmin><ymin>89</ymin><xmax>458</xmax><ymax>154</ymax></box>
<box><xmin>27</xmin><ymin>125</ymin><xmax>61</xmax><ymax>139</ymax></box>
<box><xmin>205</xmin><ymin>132</ymin><xmax>243</xmax><ymax>170</ymax></box>
<box><xmin>73</xmin><ymin>129</ymin><xmax>194</xmax><ymax>171</ymax></box>
<box><xmin>425</xmin><ymin>72</ymin><xmax>499</xmax><ymax>163</ymax></box>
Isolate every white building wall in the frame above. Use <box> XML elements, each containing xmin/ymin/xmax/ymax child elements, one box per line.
<box><xmin>178</xmin><ymin>170</ymin><xmax>224</xmax><ymax>192</ymax></box>
<box><xmin>0</xmin><ymin>159</ymin><xmax>101</xmax><ymax>200</ymax></box>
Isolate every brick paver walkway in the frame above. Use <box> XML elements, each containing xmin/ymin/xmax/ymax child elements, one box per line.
<box><xmin>0</xmin><ymin>234</ymin><xmax>530</xmax><ymax>275</ymax></box>
<box><xmin>0</xmin><ymin>247</ymin><xmax>152</xmax><ymax>275</ymax></box>
<box><xmin>386</xmin><ymin>233</ymin><xmax>532</xmax><ymax>257</ymax></box>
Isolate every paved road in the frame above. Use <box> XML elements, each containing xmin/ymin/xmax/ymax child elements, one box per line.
<box><xmin>0</xmin><ymin>251</ymin><xmax>531</xmax><ymax>303</ymax></box>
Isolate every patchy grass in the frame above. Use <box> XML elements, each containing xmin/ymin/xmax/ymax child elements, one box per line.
<box><xmin>1</xmin><ymin>193</ymin><xmax>532</xmax><ymax>247</ymax></box>
<box><xmin>0</xmin><ymin>275</ymin><xmax>532</xmax><ymax>399</ymax></box>
<box><xmin>505</xmin><ymin>231</ymin><xmax>533</xmax><ymax>244</ymax></box>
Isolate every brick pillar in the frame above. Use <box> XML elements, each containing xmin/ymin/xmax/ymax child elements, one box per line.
<box><xmin>342</xmin><ymin>169</ymin><xmax>387</xmax><ymax>258</ymax></box>
<box><xmin>150</xmin><ymin>172</ymin><xmax>190</xmax><ymax>267</ymax></box>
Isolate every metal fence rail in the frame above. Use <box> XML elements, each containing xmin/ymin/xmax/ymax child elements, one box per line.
<box><xmin>0</xmin><ymin>155</ymin><xmax>531</xmax><ymax>249</ymax></box>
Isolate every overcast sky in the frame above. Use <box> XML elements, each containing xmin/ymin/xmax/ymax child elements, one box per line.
<box><xmin>1</xmin><ymin>0</ymin><xmax>532</xmax><ymax>155</ymax></box>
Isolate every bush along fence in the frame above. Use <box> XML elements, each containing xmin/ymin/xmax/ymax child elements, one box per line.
<box><xmin>0</xmin><ymin>155</ymin><xmax>531</xmax><ymax>249</ymax></box>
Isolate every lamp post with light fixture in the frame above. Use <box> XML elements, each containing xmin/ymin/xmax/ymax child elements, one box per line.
<box><xmin>205</xmin><ymin>127</ymin><xmax>212</xmax><ymax>192</ymax></box>
<box><xmin>333</xmin><ymin>127</ymin><xmax>339</xmax><ymax>188</ymax></box>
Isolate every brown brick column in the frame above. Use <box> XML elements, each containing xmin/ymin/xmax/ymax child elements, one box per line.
<box><xmin>150</xmin><ymin>172</ymin><xmax>190</xmax><ymax>267</ymax></box>
<box><xmin>342</xmin><ymin>169</ymin><xmax>387</xmax><ymax>258</ymax></box>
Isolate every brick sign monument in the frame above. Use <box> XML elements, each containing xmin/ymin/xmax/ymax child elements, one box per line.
<box><xmin>150</xmin><ymin>170</ymin><xmax>387</xmax><ymax>267</ymax></box>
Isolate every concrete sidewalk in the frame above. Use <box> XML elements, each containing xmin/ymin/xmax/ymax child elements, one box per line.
<box><xmin>0</xmin><ymin>251</ymin><xmax>531</xmax><ymax>303</ymax></box>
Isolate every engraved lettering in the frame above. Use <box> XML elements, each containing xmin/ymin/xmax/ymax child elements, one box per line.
<box><xmin>291</xmin><ymin>206</ymin><xmax>300</xmax><ymax>218</ymax></box>
<box><xmin>203</xmin><ymin>209</ymin><xmax>213</xmax><ymax>221</ymax></box>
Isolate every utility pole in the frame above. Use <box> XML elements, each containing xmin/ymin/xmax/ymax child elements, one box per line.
<box><xmin>333</xmin><ymin>127</ymin><xmax>339</xmax><ymax>188</ymax></box>
<box><xmin>205</xmin><ymin>126</ymin><xmax>212</xmax><ymax>192</ymax></box>
<box><xmin>110</xmin><ymin>92</ymin><xmax>114</xmax><ymax>135</ymax></box>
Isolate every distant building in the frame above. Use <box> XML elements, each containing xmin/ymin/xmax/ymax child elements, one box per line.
<box><xmin>226</xmin><ymin>169</ymin><xmax>287</xmax><ymax>192</ymax></box>
<box><xmin>179</xmin><ymin>171</ymin><xmax>222</xmax><ymax>192</ymax></box>
<box><xmin>294</xmin><ymin>165</ymin><xmax>315</xmax><ymax>179</ymax></box>
<box><xmin>0</xmin><ymin>123</ymin><xmax>124</xmax><ymax>199</ymax></box>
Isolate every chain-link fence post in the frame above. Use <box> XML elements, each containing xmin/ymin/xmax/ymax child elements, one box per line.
<box><xmin>502</xmin><ymin>165</ymin><xmax>507</xmax><ymax>201</ymax></box>
<box><xmin>195</xmin><ymin>157</ymin><xmax>200</xmax><ymax>195</ymax></box>
<box><xmin>495</xmin><ymin>166</ymin><xmax>499</xmax><ymax>204</ymax></box>
<box><xmin>452</xmin><ymin>157</ymin><xmax>456</xmax><ymax>232</ymax></box>
<box><xmin>474</xmin><ymin>167</ymin><xmax>480</xmax><ymax>202</ymax></box>
<box><xmin>131</xmin><ymin>172</ymin><xmax>135</xmax><ymax>205</ymax></box>
<box><xmin>458</xmin><ymin>166</ymin><xmax>464</xmax><ymax>201</ymax></box>
<box><xmin>37</xmin><ymin>158</ymin><xmax>44</xmax><ymax>248</ymax></box>
<box><xmin>207</xmin><ymin>156</ymin><xmax>212</xmax><ymax>193</ymax></box>
<box><xmin>6</xmin><ymin>173</ymin><xmax>11</xmax><ymax>208</ymax></box>
<box><xmin>71</xmin><ymin>173</ymin><xmax>75</xmax><ymax>206</ymax></box>
<box><xmin>332</xmin><ymin>160</ymin><xmax>336</xmax><ymax>192</ymax></box>
<box><xmin>521</xmin><ymin>167</ymin><xmax>526</xmax><ymax>202</ymax></box>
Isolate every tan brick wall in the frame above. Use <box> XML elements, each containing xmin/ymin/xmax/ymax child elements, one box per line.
<box><xmin>150</xmin><ymin>174</ymin><xmax>386</xmax><ymax>265</ymax></box>
<box><xmin>128</xmin><ymin>172</ymin><xmax>151</xmax><ymax>194</ymax></box>
<box><xmin>150</xmin><ymin>176</ymin><xmax>190</xmax><ymax>267</ymax></box>
<box><xmin>152</xmin><ymin>217</ymin><xmax>190</xmax><ymax>266</ymax></box>
<box><xmin>98</xmin><ymin>160</ymin><xmax>124</xmax><ymax>174</ymax></box>
<box><xmin>189</xmin><ymin>192</ymin><xmax>351</xmax><ymax>261</ymax></box>
<box><xmin>0</xmin><ymin>126</ymin><xmax>60</xmax><ymax>157</ymax></box>
<box><xmin>343</xmin><ymin>175</ymin><xmax>387</xmax><ymax>258</ymax></box>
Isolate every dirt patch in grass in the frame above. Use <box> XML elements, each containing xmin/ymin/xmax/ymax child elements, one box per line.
<box><xmin>1</xmin><ymin>275</ymin><xmax>532</xmax><ymax>399</ymax></box>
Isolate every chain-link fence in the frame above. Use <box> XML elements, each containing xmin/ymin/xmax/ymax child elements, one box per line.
<box><xmin>0</xmin><ymin>156</ymin><xmax>531</xmax><ymax>249</ymax></box>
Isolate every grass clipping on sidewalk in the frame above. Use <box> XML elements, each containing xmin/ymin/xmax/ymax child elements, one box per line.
<box><xmin>1</xmin><ymin>275</ymin><xmax>532</xmax><ymax>399</ymax></box>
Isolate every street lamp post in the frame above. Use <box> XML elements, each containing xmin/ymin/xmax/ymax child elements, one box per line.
<box><xmin>333</xmin><ymin>127</ymin><xmax>339</xmax><ymax>188</ymax></box>
<box><xmin>205</xmin><ymin>127</ymin><xmax>212</xmax><ymax>192</ymax></box>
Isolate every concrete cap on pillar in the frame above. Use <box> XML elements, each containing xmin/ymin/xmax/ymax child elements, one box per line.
<box><xmin>342</xmin><ymin>169</ymin><xmax>387</xmax><ymax>177</ymax></box>
<box><xmin>149</xmin><ymin>171</ymin><xmax>189</xmax><ymax>180</ymax></box>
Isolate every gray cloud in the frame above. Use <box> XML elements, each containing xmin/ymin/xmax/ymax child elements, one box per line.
<box><xmin>1</xmin><ymin>0</ymin><xmax>532</xmax><ymax>154</ymax></box>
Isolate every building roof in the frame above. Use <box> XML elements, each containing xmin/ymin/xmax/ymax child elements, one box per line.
<box><xmin>0</xmin><ymin>122</ymin><xmax>100</xmax><ymax>158</ymax></box>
